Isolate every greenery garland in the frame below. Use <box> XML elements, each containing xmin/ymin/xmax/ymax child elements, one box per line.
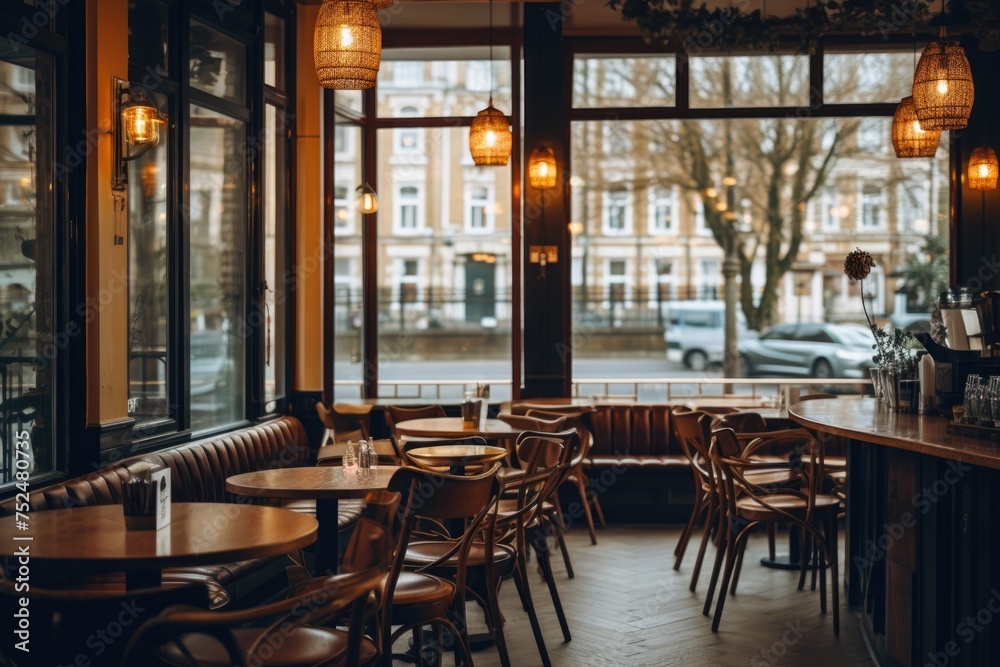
<box><xmin>605</xmin><ymin>0</ymin><xmax>1000</xmax><ymax>53</ymax></box>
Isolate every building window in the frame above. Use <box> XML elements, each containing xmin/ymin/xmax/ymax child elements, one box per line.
<box><xmin>857</xmin><ymin>118</ymin><xmax>883</xmax><ymax>154</ymax></box>
<box><xmin>334</xmin><ymin>185</ymin><xmax>352</xmax><ymax>231</ymax></box>
<box><xmin>394</xmin><ymin>106</ymin><xmax>423</xmax><ymax>154</ymax></box>
<box><xmin>694</xmin><ymin>196</ymin><xmax>711</xmax><ymax>236</ymax></box>
<box><xmin>393</xmin><ymin>61</ymin><xmax>424</xmax><ymax>86</ymax></box>
<box><xmin>698</xmin><ymin>259</ymin><xmax>721</xmax><ymax>298</ymax></box>
<box><xmin>604</xmin><ymin>259</ymin><xmax>630</xmax><ymax>307</ymax></box>
<box><xmin>395</xmin><ymin>185</ymin><xmax>423</xmax><ymax>233</ymax></box>
<box><xmin>859</xmin><ymin>184</ymin><xmax>884</xmax><ymax>230</ymax></box>
<box><xmin>648</xmin><ymin>186</ymin><xmax>677</xmax><ymax>234</ymax></box>
<box><xmin>821</xmin><ymin>186</ymin><xmax>840</xmax><ymax>231</ymax></box>
<box><xmin>334</xmin><ymin>124</ymin><xmax>354</xmax><ymax>158</ymax></box>
<box><xmin>396</xmin><ymin>258</ymin><xmax>422</xmax><ymax>306</ymax></box>
<box><xmin>602</xmin><ymin>188</ymin><xmax>631</xmax><ymax>235</ymax></box>
<box><xmin>465</xmin><ymin>184</ymin><xmax>494</xmax><ymax>232</ymax></box>
<box><xmin>466</xmin><ymin>61</ymin><xmax>491</xmax><ymax>92</ymax></box>
<box><xmin>898</xmin><ymin>184</ymin><xmax>928</xmax><ymax>233</ymax></box>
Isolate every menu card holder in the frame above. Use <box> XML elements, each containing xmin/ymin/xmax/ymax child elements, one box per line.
<box><xmin>123</xmin><ymin>466</ymin><xmax>171</xmax><ymax>530</ymax></box>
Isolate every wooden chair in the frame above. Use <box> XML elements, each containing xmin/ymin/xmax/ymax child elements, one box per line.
<box><xmin>384</xmin><ymin>404</ymin><xmax>447</xmax><ymax>461</ymax></box>
<box><xmin>124</xmin><ymin>510</ymin><xmax>396</xmax><ymax>666</ymax></box>
<box><xmin>316</xmin><ymin>401</ymin><xmax>373</xmax><ymax>445</ymax></box>
<box><xmin>704</xmin><ymin>427</ymin><xmax>841</xmax><ymax>636</ymax></box>
<box><xmin>525</xmin><ymin>407</ymin><xmax>605</xmax><ymax>546</ymax></box>
<box><xmin>0</xmin><ymin>580</ymin><xmax>210</xmax><ymax>666</ymax></box>
<box><xmin>381</xmin><ymin>464</ymin><xmax>502</xmax><ymax>666</ymax></box>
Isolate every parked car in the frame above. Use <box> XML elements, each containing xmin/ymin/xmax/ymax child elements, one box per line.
<box><xmin>738</xmin><ymin>322</ymin><xmax>876</xmax><ymax>378</ymax></box>
<box><xmin>664</xmin><ymin>301</ymin><xmax>748</xmax><ymax>371</ymax></box>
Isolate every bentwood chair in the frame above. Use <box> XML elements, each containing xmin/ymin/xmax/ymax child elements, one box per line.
<box><xmin>381</xmin><ymin>464</ymin><xmax>502</xmax><ymax>667</ymax></box>
<box><xmin>0</xmin><ymin>580</ymin><xmax>210</xmax><ymax>666</ymax></box>
<box><xmin>385</xmin><ymin>404</ymin><xmax>447</xmax><ymax>461</ymax></box>
<box><xmin>316</xmin><ymin>401</ymin><xmax>373</xmax><ymax>445</ymax></box>
<box><xmin>125</xmin><ymin>511</ymin><xmax>396</xmax><ymax>666</ymax></box>
<box><xmin>704</xmin><ymin>427</ymin><xmax>841</xmax><ymax>636</ymax></box>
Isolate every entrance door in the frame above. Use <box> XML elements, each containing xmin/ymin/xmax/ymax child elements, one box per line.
<box><xmin>465</xmin><ymin>259</ymin><xmax>496</xmax><ymax>323</ymax></box>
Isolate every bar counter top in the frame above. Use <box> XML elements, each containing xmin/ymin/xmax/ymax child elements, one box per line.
<box><xmin>789</xmin><ymin>396</ymin><xmax>1000</xmax><ymax>471</ymax></box>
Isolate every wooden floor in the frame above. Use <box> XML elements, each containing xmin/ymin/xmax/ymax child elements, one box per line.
<box><xmin>398</xmin><ymin>525</ymin><xmax>873</xmax><ymax>667</ymax></box>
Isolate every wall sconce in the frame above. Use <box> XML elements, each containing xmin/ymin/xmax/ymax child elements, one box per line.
<box><xmin>968</xmin><ymin>147</ymin><xmax>999</xmax><ymax>191</ymax></box>
<box><xmin>355</xmin><ymin>183</ymin><xmax>378</xmax><ymax>214</ymax></box>
<box><xmin>111</xmin><ymin>77</ymin><xmax>166</xmax><ymax>192</ymax></box>
<box><xmin>528</xmin><ymin>147</ymin><xmax>557</xmax><ymax>190</ymax></box>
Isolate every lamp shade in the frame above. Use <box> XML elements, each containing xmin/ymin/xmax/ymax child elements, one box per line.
<box><xmin>121</xmin><ymin>96</ymin><xmax>161</xmax><ymax>146</ymax></box>
<box><xmin>314</xmin><ymin>0</ymin><xmax>382</xmax><ymax>90</ymax></box>
<box><xmin>469</xmin><ymin>102</ymin><xmax>511</xmax><ymax>166</ymax></box>
<box><xmin>355</xmin><ymin>183</ymin><xmax>378</xmax><ymax>213</ymax></box>
<box><xmin>968</xmin><ymin>147</ymin><xmax>999</xmax><ymax>191</ymax></box>
<box><xmin>528</xmin><ymin>147</ymin><xmax>557</xmax><ymax>189</ymax></box>
<box><xmin>912</xmin><ymin>31</ymin><xmax>975</xmax><ymax>131</ymax></box>
<box><xmin>891</xmin><ymin>96</ymin><xmax>941</xmax><ymax>158</ymax></box>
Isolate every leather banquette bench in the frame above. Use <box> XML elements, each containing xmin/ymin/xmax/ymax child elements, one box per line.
<box><xmin>0</xmin><ymin>416</ymin><xmax>344</xmax><ymax>608</ymax></box>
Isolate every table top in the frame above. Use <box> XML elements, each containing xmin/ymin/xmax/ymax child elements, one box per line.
<box><xmin>0</xmin><ymin>503</ymin><xmax>317</xmax><ymax>569</ymax></box>
<box><xmin>395</xmin><ymin>417</ymin><xmax>522</xmax><ymax>438</ymax></box>
<box><xmin>406</xmin><ymin>445</ymin><xmax>508</xmax><ymax>468</ymax></box>
<box><xmin>789</xmin><ymin>397</ymin><xmax>1000</xmax><ymax>471</ymax></box>
<box><xmin>227</xmin><ymin>466</ymin><xmax>401</xmax><ymax>500</ymax></box>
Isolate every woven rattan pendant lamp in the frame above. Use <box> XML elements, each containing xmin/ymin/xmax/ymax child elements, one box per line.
<box><xmin>969</xmin><ymin>147</ymin><xmax>999</xmax><ymax>191</ymax></box>
<box><xmin>892</xmin><ymin>96</ymin><xmax>941</xmax><ymax>158</ymax></box>
<box><xmin>314</xmin><ymin>0</ymin><xmax>388</xmax><ymax>90</ymax></box>
<box><xmin>912</xmin><ymin>0</ymin><xmax>974</xmax><ymax>131</ymax></box>
<box><xmin>469</xmin><ymin>0</ymin><xmax>511</xmax><ymax>166</ymax></box>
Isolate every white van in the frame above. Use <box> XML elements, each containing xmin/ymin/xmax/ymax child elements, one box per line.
<box><xmin>664</xmin><ymin>301</ymin><xmax>746</xmax><ymax>371</ymax></box>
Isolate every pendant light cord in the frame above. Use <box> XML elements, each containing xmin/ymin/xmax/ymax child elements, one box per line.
<box><xmin>489</xmin><ymin>0</ymin><xmax>495</xmax><ymax>106</ymax></box>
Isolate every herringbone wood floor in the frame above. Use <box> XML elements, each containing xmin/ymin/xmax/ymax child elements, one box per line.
<box><xmin>394</xmin><ymin>525</ymin><xmax>872</xmax><ymax>667</ymax></box>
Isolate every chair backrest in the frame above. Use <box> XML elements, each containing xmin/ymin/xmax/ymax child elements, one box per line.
<box><xmin>712</xmin><ymin>411</ymin><xmax>768</xmax><ymax>434</ymax></box>
<box><xmin>124</xmin><ymin>515</ymin><xmax>395</xmax><ymax>667</ymax></box>
<box><xmin>497</xmin><ymin>412</ymin><xmax>568</xmax><ymax>433</ymax></box>
<box><xmin>385</xmin><ymin>405</ymin><xmax>447</xmax><ymax>457</ymax></box>
<box><xmin>316</xmin><ymin>402</ymin><xmax>372</xmax><ymax>445</ymax></box>
<box><xmin>0</xmin><ymin>580</ymin><xmax>210</xmax><ymax>665</ymax></box>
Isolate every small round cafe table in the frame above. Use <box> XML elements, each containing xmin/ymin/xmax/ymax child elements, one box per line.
<box><xmin>405</xmin><ymin>444</ymin><xmax>508</xmax><ymax>476</ymax></box>
<box><xmin>0</xmin><ymin>503</ymin><xmax>317</xmax><ymax>590</ymax></box>
<box><xmin>226</xmin><ymin>466</ymin><xmax>400</xmax><ymax>575</ymax></box>
<box><xmin>393</xmin><ymin>417</ymin><xmax>522</xmax><ymax>440</ymax></box>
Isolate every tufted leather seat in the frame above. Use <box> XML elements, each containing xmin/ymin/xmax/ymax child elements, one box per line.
<box><xmin>0</xmin><ymin>417</ymin><xmax>311</xmax><ymax>607</ymax></box>
<box><xmin>582</xmin><ymin>405</ymin><xmax>688</xmax><ymax>470</ymax></box>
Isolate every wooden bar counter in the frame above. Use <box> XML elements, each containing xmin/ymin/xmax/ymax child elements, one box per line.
<box><xmin>790</xmin><ymin>398</ymin><xmax>1000</xmax><ymax>667</ymax></box>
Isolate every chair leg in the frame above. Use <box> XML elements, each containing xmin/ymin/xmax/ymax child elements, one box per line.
<box><xmin>702</xmin><ymin>521</ymin><xmax>728</xmax><ymax>616</ymax></box>
<box><xmin>551</xmin><ymin>515</ymin><xmax>575</xmax><ymax>579</ymax></box>
<box><xmin>439</xmin><ymin>618</ymin><xmax>476</xmax><ymax>667</ymax></box>
<box><xmin>798</xmin><ymin>526</ymin><xmax>809</xmax><ymax>591</ymax></box>
<box><xmin>674</xmin><ymin>492</ymin><xmax>703</xmax><ymax>569</ymax></box>
<box><xmin>480</xmin><ymin>575</ymin><xmax>512</xmax><ymax>667</ymax></box>
<box><xmin>829</xmin><ymin>514</ymin><xmax>840</xmax><ymax>637</ymax></box>
<box><xmin>690</xmin><ymin>499</ymin><xmax>716</xmax><ymax>592</ymax></box>
<box><xmin>584</xmin><ymin>472</ymin><xmax>607</xmax><ymax>528</ymax></box>
<box><xmin>712</xmin><ymin>527</ymin><xmax>751</xmax><ymax>632</ymax></box>
<box><xmin>535</xmin><ymin>535</ymin><xmax>572</xmax><ymax>643</ymax></box>
<box><xmin>574</xmin><ymin>474</ymin><xmax>599</xmax><ymax>545</ymax></box>
<box><xmin>513</xmin><ymin>553</ymin><xmax>553</xmax><ymax>667</ymax></box>
<box><xmin>729</xmin><ymin>534</ymin><xmax>747</xmax><ymax>595</ymax></box>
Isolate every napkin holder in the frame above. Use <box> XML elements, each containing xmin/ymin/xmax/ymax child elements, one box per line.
<box><xmin>123</xmin><ymin>466</ymin><xmax>171</xmax><ymax>530</ymax></box>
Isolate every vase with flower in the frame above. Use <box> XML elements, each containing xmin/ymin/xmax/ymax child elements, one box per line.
<box><xmin>844</xmin><ymin>248</ymin><xmax>919</xmax><ymax>411</ymax></box>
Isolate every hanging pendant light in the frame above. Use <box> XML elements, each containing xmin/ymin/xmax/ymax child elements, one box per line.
<box><xmin>968</xmin><ymin>147</ymin><xmax>999</xmax><ymax>191</ymax></box>
<box><xmin>314</xmin><ymin>0</ymin><xmax>383</xmax><ymax>90</ymax></box>
<box><xmin>528</xmin><ymin>147</ymin><xmax>558</xmax><ymax>189</ymax></box>
<box><xmin>469</xmin><ymin>0</ymin><xmax>511</xmax><ymax>166</ymax></box>
<box><xmin>892</xmin><ymin>96</ymin><xmax>941</xmax><ymax>158</ymax></box>
<box><xmin>912</xmin><ymin>7</ymin><xmax>975</xmax><ymax>132</ymax></box>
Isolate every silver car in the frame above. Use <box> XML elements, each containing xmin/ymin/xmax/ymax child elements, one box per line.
<box><xmin>738</xmin><ymin>322</ymin><xmax>876</xmax><ymax>379</ymax></box>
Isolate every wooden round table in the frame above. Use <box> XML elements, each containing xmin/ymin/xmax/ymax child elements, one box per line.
<box><xmin>393</xmin><ymin>417</ymin><xmax>522</xmax><ymax>439</ymax></box>
<box><xmin>0</xmin><ymin>503</ymin><xmax>317</xmax><ymax>590</ymax></box>
<box><xmin>406</xmin><ymin>444</ymin><xmax>508</xmax><ymax>474</ymax></box>
<box><xmin>226</xmin><ymin>466</ymin><xmax>400</xmax><ymax>575</ymax></box>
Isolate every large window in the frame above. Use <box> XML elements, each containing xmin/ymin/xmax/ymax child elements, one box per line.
<box><xmin>0</xmin><ymin>40</ymin><xmax>60</xmax><ymax>483</ymax></box>
<box><xmin>570</xmin><ymin>49</ymin><xmax>949</xmax><ymax>387</ymax></box>
<box><xmin>127</xmin><ymin>0</ymin><xmax>289</xmax><ymax>436</ymax></box>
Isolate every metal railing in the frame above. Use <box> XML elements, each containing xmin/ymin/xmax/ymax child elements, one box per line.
<box><xmin>334</xmin><ymin>376</ymin><xmax>870</xmax><ymax>403</ymax></box>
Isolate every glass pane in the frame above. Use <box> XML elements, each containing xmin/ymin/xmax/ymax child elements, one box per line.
<box><xmin>263</xmin><ymin>103</ymin><xmax>286</xmax><ymax>408</ymax></box>
<box><xmin>573</xmin><ymin>55</ymin><xmax>676</xmax><ymax>108</ymax></box>
<box><xmin>377</xmin><ymin>47</ymin><xmax>512</xmax><ymax>117</ymax></box>
<box><xmin>129</xmin><ymin>0</ymin><xmax>170</xmax><ymax>77</ymax></box>
<box><xmin>690</xmin><ymin>55</ymin><xmax>809</xmax><ymax>108</ymax></box>
<box><xmin>571</xmin><ymin>117</ymin><xmax>948</xmax><ymax>393</ymax></box>
<box><xmin>0</xmin><ymin>43</ymin><xmax>55</xmax><ymax>483</ymax></box>
<box><xmin>374</xmin><ymin>126</ymin><xmax>512</xmax><ymax>400</ymax></box>
<box><xmin>334</xmin><ymin>90</ymin><xmax>363</xmax><ymax>116</ymax></box>
<box><xmin>189</xmin><ymin>105</ymin><xmax>246</xmax><ymax>430</ymax></box>
<box><xmin>128</xmin><ymin>91</ymin><xmax>170</xmax><ymax>432</ymax></box>
<box><xmin>189</xmin><ymin>19</ymin><xmax>246</xmax><ymax>104</ymax></box>
<box><xmin>264</xmin><ymin>12</ymin><xmax>284</xmax><ymax>90</ymax></box>
<box><xmin>333</xmin><ymin>121</ymin><xmax>364</xmax><ymax>398</ymax></box>
<box><xmin>824</xmin><ymin>51</ymin><xmax>915</xmax><ymax>104</ymax></box>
